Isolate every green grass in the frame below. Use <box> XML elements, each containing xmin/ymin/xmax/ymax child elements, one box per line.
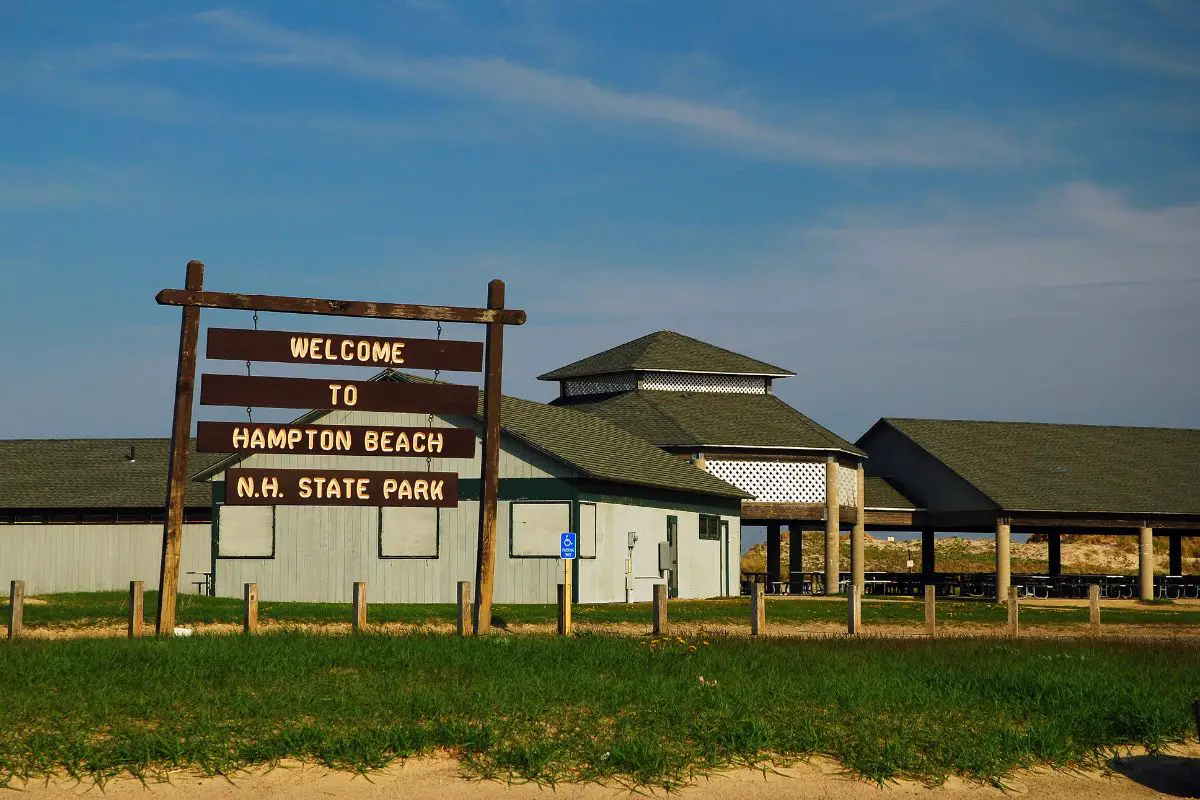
<box><xmin>1</xmin><ymin>634</ymin><xmax>1198</xmax><ymax>789</ymax></box>
<box><xmin>14</xmin><ymin>591</ymin><xmax>1200</xmax><ymax>631</ymax></box>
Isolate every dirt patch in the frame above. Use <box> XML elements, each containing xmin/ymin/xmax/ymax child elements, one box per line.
<box><xmin>8</xmin><ymin>746</ymin><xmax>1200</xmax><ymax>799</ymax></box>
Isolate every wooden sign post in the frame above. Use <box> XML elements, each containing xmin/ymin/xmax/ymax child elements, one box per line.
<box><xmin>155</xmin><ymin>266</ymin><xmax>524</xmax><ymax>638</ymax></box>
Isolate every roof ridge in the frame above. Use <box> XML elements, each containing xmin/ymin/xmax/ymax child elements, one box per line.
<box><xmin>884</xmin><ymin>417</ymin><xmax>1200</xmax><ymax>433</ymax></box>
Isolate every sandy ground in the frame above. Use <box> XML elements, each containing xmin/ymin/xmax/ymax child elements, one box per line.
<box><xmin>8</xmin><ymin>747</ymin><xmax>1200</xmax><ymax>799</ymax></box>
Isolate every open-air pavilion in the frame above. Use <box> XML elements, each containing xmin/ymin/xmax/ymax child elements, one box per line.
<box><xmin>856</xmin><ymin>418</ymin><xmax>1200</xmax><ymax>601</ymax></box>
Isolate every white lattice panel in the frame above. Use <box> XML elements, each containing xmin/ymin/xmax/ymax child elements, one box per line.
<box><xmin>705</xmin><ymin>460</ymin><xmax>825</xmax><ymax>502</ymax></box>
<box><xmin>639</xmin><ymin>372</ymin><xmax>767</xmax><ymax>394</ymax></box>
<box><xmin>562</xmin><ymin>373</ymin><xmax>637</xmax><ymax>397</ymax></box>
<box><xmin>837</xmin><ymin>464</ymin><xmax>858</xmax><ymax>507</ymax></box>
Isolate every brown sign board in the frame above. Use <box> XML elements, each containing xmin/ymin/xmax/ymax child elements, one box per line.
<box><xmin>207</xmin><ymin>328</ymin><xmax>483</xmax><ymax>372</ymax></box>
<box><xmin>224</xmin><ymin>468</ymin><xmax>459</xmax><ymax>507</ymax></box>
<box><xmin>200</xmin><ymin>374</ymin><xmax>479</xmax><ymax>414</ymax></box>
<box><xmin>197</xmin><ymin>421</ymin><xmax>476</xmax><ymax>458</ymax></box>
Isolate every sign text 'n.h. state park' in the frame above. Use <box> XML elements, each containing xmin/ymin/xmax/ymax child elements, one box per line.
<box><xmin>225</xmin><ymin>468</ymin><xmax>460</xmax><ymax>507</ymax></box>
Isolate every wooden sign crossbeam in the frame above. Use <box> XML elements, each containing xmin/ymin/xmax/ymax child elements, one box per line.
<box><xmin>157</xmin><ymin>288</ymin><xmax>526</xmax><ymax>325</ymax></box>
<box><xmin>199</xmin><ymin>374</ymin><xmax>478</xmax><ymax>414</ymax></box>
<box><xmin>197</xmin><ymin>421</ymin><xmax>476</xmax><ymax>458</ymax></box>
<box><xmin>155</xmin><ymin>261</ymin><xmax>520</xmax><ymax>638</ymax></box>
<box><xmin>206</xmin><ymin>328</ymin><xmax>483</xmax><ymax>372</ymax></box>
<box><xmin>225</xmin><ymin>468</ymin><xmax>459</xmax><ymax>507</ymax></box>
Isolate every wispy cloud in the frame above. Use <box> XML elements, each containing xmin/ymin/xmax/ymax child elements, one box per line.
<box><xmin>170</xmin><ymin>8</ymin><xmax>1035</xmax><ymax>168</ymax></box>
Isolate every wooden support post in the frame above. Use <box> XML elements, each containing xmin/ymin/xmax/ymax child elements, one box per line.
<box><xmin>995</xmin><ymin>518</ymin><xmax>1011</xmax><ymax>602</ymax></box>
<box><xmin>653</xmin><ymin>583</ymin><xmax>667</xmax><ymax>635</ymax></box>
<box><xmin>156</xmin><ymin>260</ymin><xmax>204</xmax><ymax>638</ymax></box>
<box><xmin>924</xmin><ymin>584</ymin><xmax>936</xmax><ymax>636</ymax></box>
<box><xmin>750</xmin><ymin>582</ymin><xmax>765</xmax><ymax>635</ymax></box>
<box><xmin>353</xmin><ymin>581</ymin><xmax>367</xmax><ymax>632</ymax></box>
<box><xmin>824</xmin><ymin>457</ymin><xmax>840</xmax><ymax>595</ymax></box>
<box><xmin>557</xmin><ymin>584</ymin><xmax>571</xmax><ymax>636</ymax></box>
<box><xmin>128</xmin><ymin>581</ymin><xmax>144</xmax><ymax>639</ymax></box>
<box><xmin>1048</xmin><ymin>532</ymin><xmax>1062</xmax><ymax>577</ymax></box>
<box><xmin>787</xmin><ymin>524</ymin><xmax>806</xmax><ymax>594</ymax></box>
<box><xmin>766</xmin><ymin>522</ymin><xmax>781</xmax><ymax>591</ymax></box>
<box><xmin>1169</xmin><ymin>533</ymin><xmax>1183</xmax><ymax>576</ymax></box>
<box><xmin>847</xmin><ymin>583</ymin><xmax>861</xmax><ymax>636</ymax></box>
<box><xmin>1138</xmin><ymin>526</ymin><xmax>1154</xmax><ymax>601</ymax></box>
<box><xmin>456</xmin><ymin>581</ymin><xmax>471</xmax><ymax>637</ymax></box>
<box><xmin>243</xmin><ymin>583</ymin><xmax>259</xmax><ymax>635</ymax></box>
<box><xmin>1007</xmin><ymin>588</ymin><xmax>1019</xmax><ymax>636</ymax></box>
<box><xmin>921</xmin><ymin>529</ymin><xmax>936</xmax><ymax>578</ymax></box>
<box><xmin>7</xmin><ymin>580</ymin><xmax>24</xmax><ymax>641</ymax></box>
<box><xmin>852</xmin><ymin>463</ymin><xmax>866</xmax><ymax>596</ymax></box>
<box><xmin>473</xmin><ymin>280</ymin><xmax>506</xmax><ymax>636</ymax></box>
<box><xmin>1088</xmin><ymin>584</ymin><xmax>1101</xmax><ymax>633</ymax></box>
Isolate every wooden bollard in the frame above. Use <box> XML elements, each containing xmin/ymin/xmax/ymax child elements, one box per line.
<box><xmin>1088</xmin><ymin>584</ymin><xmax>1101</xmax><ymax>634</ymax></box>
<box><xmin>457</xmin><ymin>581</ymin><xmax>471</xmax><ymax>637</ymax></box>
<box><xmin>7</xmin><ymin>580</ymin><xmax>24</xmax><ymax>641</ymax></box>
<box><xmin>1007</xmin><ymin>588</ymin><xmax>1019</xmax><ymax>636</ymax></box>
<box><xmin>352</xmin><ymin>582</ymin><xmax>367</xmax><ymax>632</ymax></box>
<box><xmin>557</xmin><ymin>584</ymin><xmax>571</xmax><ymax>636</ymax></box>
<box><xmin>750</xmin><ymin>582</ymin><xmax>765</xmax><ymax>636</ymax></box>
<box><xmin>924</xmin><ymin>584</ymin><xmax>936</xmax><ymax>636</ymax></box>
<box><xmin>847</xmin><ymin>584</ymin><xmax>861</xmax><ymax>635</ymax></box>
<box><xmin>244</xmin><ymin>583</ymin><xmax>259</xmax><ymax>635</ymax></box>
<box><xmin>653</xmin><ymin>584</ymin><xmax>667</xmax><ymax>635</ymax></box>
<box><xmin>128</xmin><ymin>581</ymin><xmax>144</xmax><ymax>639</ymax></box>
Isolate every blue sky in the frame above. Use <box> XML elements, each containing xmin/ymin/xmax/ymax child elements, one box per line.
<box><xmin>1</xmin><ymin>1</ymin><xmax>1198</xmax><ymax>441</ymax></box>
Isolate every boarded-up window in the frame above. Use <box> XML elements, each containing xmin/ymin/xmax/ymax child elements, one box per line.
<box><xmin>579</xmin><ymin>502</ymin><xmax>597</xmax><ymax>559</ymax></box>
<box><xmin>218</xmin><ymin>506</ymin><xmax>275</xmax><ymax>558</ymax></box>
<box><xmin>380</xmin><ymin>507</ymin><xmax>439</xmax><ymax>558</ymax></box>
<box><xmin>510</xmin><ymin>502</ymin><xmax>570</xmax><ymax>557</ymax></box>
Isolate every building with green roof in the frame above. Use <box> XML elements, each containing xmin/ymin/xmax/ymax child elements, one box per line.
<box><xmin>540</xmin><ymin>330</ymin><xmax>873</xmax><ymax>596</ymax></box>
<box><xmin>194</xmin><ymin>371</ymin><xmax>746</xmax><ymax>604</ymax></box>
<box><xmin>857</xmin><ymin>418</ymin><xmax>1200</xmax><ymax>601</ymax></box>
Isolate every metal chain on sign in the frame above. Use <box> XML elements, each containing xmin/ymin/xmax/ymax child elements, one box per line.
<box><xmin>245</xmin><ymin>311</ymin><xmax>259</xmax><ymax>422</ymax></box>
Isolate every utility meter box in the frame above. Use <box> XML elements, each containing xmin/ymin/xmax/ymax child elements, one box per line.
<box><xmin>627</xmin><ymin>531</ymin><xmax>639</xmax><ymax>548</ymax></box>
<box><xmin>658</xmin><ymin>541</ymin><xmax>671</xmax><ymax>572</ymax></box>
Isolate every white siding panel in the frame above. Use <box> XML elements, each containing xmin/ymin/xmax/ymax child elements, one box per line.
<box><xmin>380</xmin><ymin>507</ymin><xmax>438</xmax><ymax>557</ymax></box>
<box><xmin>0</xmin><ymin>523</ymin><xmax>211</xmax><ymax>595</ymax></box>
<box><xmin>217</xmin><ymin>506</ymin><xmax>274</xmax><ymax>557</ymax></box>
<box><xmin>510</xmin><ymin>502</ymin><xmax>570</xmax><ymax>557</ymax></box>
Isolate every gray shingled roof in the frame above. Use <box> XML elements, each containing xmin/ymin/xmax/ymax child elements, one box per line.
<box><xmin>556</xmin><ymin>390</ymin><xmax>865</xmax><ymax>456</ymax></box>
<box><xmin>0</xmin><ymin>438</ymin><xmax>222</xmax><ymax>510</ymax></box>
<box><xmin>864</xmin><ymin>476</ymin><xmax>918</xmax><ymax>510</ymax></box>
<box><xmin>873</xmin><ymin>418</ymin><xmax>1200</xmax><ymax>515</ymax></box>
<box><xmin>537</xmin><ymin>330</ymin><xmax>794</xmax><ymax>380</ymax></box>
<box><xmin>197</xmin><ymin>372</ymin><xmax>749</xmax><ymax>500</ymax></box>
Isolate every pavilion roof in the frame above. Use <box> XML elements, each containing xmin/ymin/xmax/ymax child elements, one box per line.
<box><xmin>537</xmin><ymin>330</ymin><xmax>794</xmax><ymax>381</ymax></box>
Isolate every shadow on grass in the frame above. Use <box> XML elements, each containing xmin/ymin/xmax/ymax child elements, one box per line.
<box><xmin>1108</xmin><ymin>754</ymin><xmax>1200</xmax><ymax>798</ymax></box>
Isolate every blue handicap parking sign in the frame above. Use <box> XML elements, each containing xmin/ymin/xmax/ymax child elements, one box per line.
<box><xmin>560</xmin><ymin>532</ymin><xmax>577</xmax><ymax>560</ymax></box>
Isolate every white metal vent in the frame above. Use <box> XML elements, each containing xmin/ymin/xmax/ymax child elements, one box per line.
<box><xmin>562</xmin><ymin>373</ymin><xmax>637</xmax><ymax>397</ymax></box>
<box><xmin>705</xmin><ymin>459</ymin><xmax>825</xmax><ymax>503</ymax></box>
<box><xmin>837</xmin><ymin>464</ymin><xmax>858</xmax><ymax>507</ymax></box>
<box><xmin>639</xmin><ymin>372</ymin><xmax>767</xmax><ymax>394</ymax></box>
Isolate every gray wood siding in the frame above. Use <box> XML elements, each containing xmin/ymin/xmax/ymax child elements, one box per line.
<box><xmin>0</xmin><ymin>523</ymin><xmax>211</xmax><ymax>594</ymax></box>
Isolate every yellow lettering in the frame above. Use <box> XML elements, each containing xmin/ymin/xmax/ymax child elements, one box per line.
<box><xmin>343</xmin><ymin>385</ymin><xmax>358</xmax><ymax>406</ymax></box>
<box><xmin>289</xmin><ymin>337</ymin><xmax>310</xmax><ymax>359</ymax></box>
<box><xmin>341</xmin><ymin>478</ymin><xmax>355</xmax><ymax>497</ymax></box>
<box><xmin>391</xmin><ymin>342</ymin><xmax>405</xmax><ymax>364</ymax></box>
<box><xmin>428</xmin><ymin>432</ymin><xmax>443</xmax><ymax>454</ymax></box>
<box><xmin>380</xmin><ymin>431</ymin><xmax>393</xmax><ymax>452</ymax></box>
<box><xmin>328</xmin><ymin>384</ymin><xmax>342</xmax><ymax>405</ymax></box>
<box><xmin>267</xmin><ymin>429</ymin><xmax>287</xmax><ymax>449</ymax></box>
<box><xmin>319</xmin><ymin>430</ymin><xmax>334</xmax><ymax>451</ymax></box>
<box><xmin>341</xmin><ymin>339</ymin><xmax>354</xmax><ymax>361</ymax></box>
<box><xmin>263</xmin><ymin>477</ymin><xmax>279</xmax><ymax>497</ymax></box>
<box><xmin>299</xmin><ymin>477</ymin><xmax>312</xmax><ymax>498</ymax></box>
<box><xmin>236</xmin><ymin>476</ymin><xmax>254</xmax><ymax>498</ymax></box>
<box><xmin>306</xmin><ymin>429</ymin><xmax>318</xmax><ymax>449</ymax></box>
<box><xmin>249</xmin><ymin>428</ymin><xmax>266</xmax><ymax>449</ymax></box>
<box><xmin>414</xmin><ymin>479</ymin><xmax>429</xmax><ymax>501</ymax></box>
<box><xmin>357</xmin><ymin>340</ymin><xmax>370</xmax><ymax>362</ymax></box>
<box><xmin>232</xmin><ymin>427</ymin><xmax>249</xmax><ymax>449</ymax></box>
<box><xmin>395</xmin><ymin>431</ymin><xmax>410</xmax><ymax>452</ymax></box>
<box><xmin>372</xmin><ymin>341</ymin><xmax>390</xmax><ymax>362</ymax></box>
<box><xmin>312</xmin><ymin>476</ymin><xmax>327</xmax><ymax>497</ymax></box>
<box><xmin>356</xmin><ymin>478</ymin><xmax>370</xmax><ymax>500</ymax></box>
<box><xmin>326</xmin><ymin>478</ymin><xmax>341</xmax><ymax>499</ymax></box>
<box><xmin>412</xmin><ymin>431</ymin><xmax>425</xmax><ymax>453</ymax></box>
<box><xmin>382</xmin><ymin>478</ymin><xmax>398</xmax><ymax>498</ymax></box>
<box><xmin>323</xmin><ymin>339</ymin><xmax>335</xmax><ymax>360</ymax></box>
<box><xmin>430</xmin><ymin>480</ymin><xmax>444</xmax><ymax>501</ymax></box>
<box><xmin>398</xmin><ymin>480</ymin><xmax>413</xmax><ymax>500</ymax></box>
<box><xmin>336</xmin><ymin>430</ymin><xmax>351</xmax><ymax>450</ymax></box>
<box><xmin>287</xmin><ymin>429</ymin><xmax>302</xmax><ymax>448</ymax></box>
<box><xmin>364</xmin><ymin>430</ymin><xmax>378</xmax><ymax>452</ymax></box>
<box><xmin>311</xmin><ymin>337</ymin><xmax>324</xmax><ymax>360</ymax></box>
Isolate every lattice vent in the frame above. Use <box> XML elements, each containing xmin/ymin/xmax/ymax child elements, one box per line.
<box><xmin>562</xmin><ymin>373</ymin><xmax>637</xmax><ymax>397</ymax></box>
<box><xmin>837</xmin><ymin>464</ymin><xmax>858</xmax><ymax>507</ymax></box>
<box><xmin>705</xmin><ymin>460</ymin><xmax>825</xmax><ymax>503</ymax></box>
<box><xmin>640</xmin><ymin>372</ymin><xmax>767</xmax><ymax>394</ymax></box>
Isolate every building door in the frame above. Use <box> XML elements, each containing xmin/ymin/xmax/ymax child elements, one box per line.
<box><xmin>721</xmin><ymin>519</ymin><xmax>730</xmax><ymax>597</ymax></box>
<box><xmin>666</xmin><ymin>515</ymin><xmax>679</xmax><ymax>598</ymax></box>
